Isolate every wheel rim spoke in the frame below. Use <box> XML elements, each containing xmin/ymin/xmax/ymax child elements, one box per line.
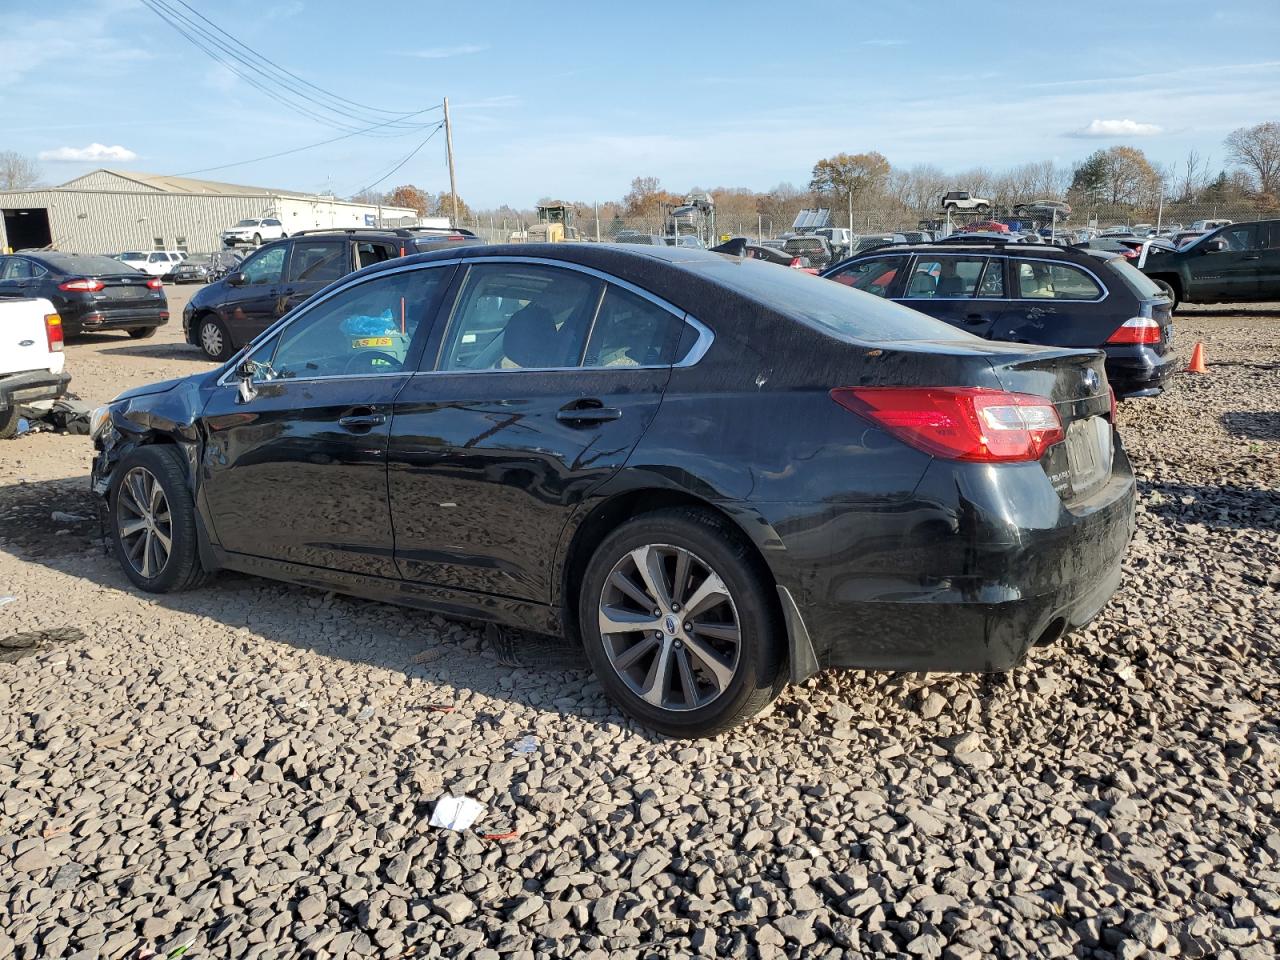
<box><xmin>608</xmin><ymin>569</ymin><xmax>652</xmax><ymax>610</ymax></box>
<box><xmin>674</xmin><ymin>646</ymin><xmax>700</xmax><ymax>709</ymax></box>
<box><xmin>682</xmin><ymin>571</ymin><xmax>730</xmax><ymax>620</ymax></box>
<box><xmin>689</xmin><ymin>620</ymin><xmax>739</xmax><ymax>643</ymax></box>
<box><xmin>118</xmin><ymin>517</ymin><xmax>148</xmax><ymax>538</ymax></box>
<box><xmin>630</xmin><ymin>545</ymin><xmax>671</xmax><ymax>610</ymax></box>
<box><xmin>610</xmin><ymin>633</ymin><xmax>659</xmax><ymax>671</ymax></box>
<box><xmin>670</xmin><ymin>549</ymin><xmax>691</xmax><ymax>607</ymax></box>
<box><xmin>637</xmin><ymin>636</ymin><xmax>674</xmax><ymax>706</ymax></box>
<box><xmin>140</xmin><ymin>530</ymin><xmax>154</xmax><ymax>577</ymax></box>
<box><xmin>683</xmin><ymin>634</ymin><xmax>736</xmax><ymax>692</ymax></box>
<box><xmin>598</xmin><ymin>604</ymin><xmax>662</xmax><ymax>636</ymax></box>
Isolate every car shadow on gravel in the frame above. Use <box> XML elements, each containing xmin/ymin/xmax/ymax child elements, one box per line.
<box><xmin>1140</xmin><ymin>477</ymin><xmax>1280</xmax><ymax>538</ymax></box>
<box><xmin>98</xmin><ymin>342</ymin><xmax>212</xmax><ymax>363</ymax></box>
<box><xmin>1176</xmin><ymin>305</ymin><xmax>1280</xmax><ymax>317</ymax></box>
<box><xmin>1220</xmin><ymin>411</ymin><xmax>1280</xmax><ymax>441</ymax></box>
<box><xmin>0</xmin><ymin>477</ymin><xmax>666</xmax><ymax>735</ymax></box>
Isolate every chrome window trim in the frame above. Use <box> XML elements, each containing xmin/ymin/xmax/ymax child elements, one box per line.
<box><xmin>215</xmin><ymin>259</ymin><xmax>463</xmax><ymax>388</ymax></box>
<box><xmin>421</xmin><ymin>255</ymin><xmax>714</xmax><ymax>376</ymax></box>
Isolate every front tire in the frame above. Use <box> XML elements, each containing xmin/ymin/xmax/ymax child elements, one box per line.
<box><xmin>253</xmin><ymin>233</ymin><xmax>262</xmax><ymax>246</ymax></box>
<box><xmin>976</xmin><ymin>203</ymin><xmax>991</xmax><ymax>214</ymax></box>
<box><xmin>127</xmin><ymin>326</ymin><xmax>156</xmax><ymax>339</ymax></box>
<box><xmin>0</xmin><ymin>406</ymin><xmax>19</xmax><ymax>440</ymax></box>
<box><xmin>197</xmin><ymin>316</ymin><xmax>233</xmax><ymax>361</ymax></box>
<box><xmin>109</xmin><ymin>446</ymin><xmax>207</xmax><ymax>593</ymax></box>
<box><xmin>578</xmin><ymin>507</ymin><xmax>783</xmax><ymax>737</ymax></box>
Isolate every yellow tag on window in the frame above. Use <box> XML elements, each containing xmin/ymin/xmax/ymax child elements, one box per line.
<box><xmin>352</xmin><ymin>337</ymin><xmax>393</xmax><ymax>348</ymax></box>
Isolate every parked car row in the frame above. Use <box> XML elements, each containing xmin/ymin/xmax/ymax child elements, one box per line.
<box><xmin>0</xmin><ymin>251</ymin><xmax>168</xmax><ymax>339</ymax></box>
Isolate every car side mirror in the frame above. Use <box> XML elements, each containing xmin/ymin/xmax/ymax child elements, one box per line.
<box><xmin>235</xmin><ymin>358</ymin><xmax>260</xmax><ymax>403</ymax></box>
<box><xmin>226</xmin><ymin>271</ymin><xmax>245</xmax><ymax>286</ymax></box>
<box><xmin>1203</xmin><ymin>238</ymin><xmax>1228</xmax><ymax>253</ymax></box>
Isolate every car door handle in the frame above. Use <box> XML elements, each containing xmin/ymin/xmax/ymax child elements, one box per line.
<box><xmin>338</xmin><ymin>409</ymin><xmax>386</xmax><ymax>431</ymax></box>
<box><xmin>963</xmin><ymin>313</ymin><xmax>987</xmax><ymax>323</ymax></box>
<box><xmin>557</xmin><ymin>399</ymin><xmax>622</xmax><ymax>425</ymax></box>
<box><xmin>1243</xmin><ymin>254</ymin><xmax>1261</xmax><ymax>261</ymax></box>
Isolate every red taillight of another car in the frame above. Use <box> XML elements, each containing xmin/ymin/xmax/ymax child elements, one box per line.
<box><xmin>789</xmin><ymin>257</ymin><xmax>804</xmax><ymax>268</ymax></box>
<box><xmin>1106</xmin><ymin>317</ymin><xmax>1161</xmax><ymax>344</ymax></box>
<box><xmin>146</xmin><ymin>278</ymin><xmax>164</xmax><ymax>290</ymax></box>
<box><xmin>58</xmin><ymin>278</ymin><xmax>105</xmax><ymax>292</ymax></box>
<box><xmin>44</xmin><ymin>313</ymin><xmax>64</xmax><ymax>352</ymax></box>
<box><xmin>830</xmin><ymin>386</ymin><xmax>1064</xmax><ymax>462</ymax></box>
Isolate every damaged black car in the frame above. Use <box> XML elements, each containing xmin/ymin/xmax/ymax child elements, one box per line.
<box><xmin>91</xmin><ymin>244</ymin><xmax>1135</xmax><ymax>737</ymax></box>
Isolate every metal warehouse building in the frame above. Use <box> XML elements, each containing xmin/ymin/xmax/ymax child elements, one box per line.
<box><xmin>0</xmin><ymin>169</ymin><xmax>418</xmax><ymax>255</ymax></box>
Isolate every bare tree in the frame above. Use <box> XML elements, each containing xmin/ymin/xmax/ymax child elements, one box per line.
<box><xmin>0</xmin><ymin>151</ymin><xmax>40</xmax><ymax>191</ymax></box>
<box><xmin>1224</xmin><ymin>121</ymin><xmax>1280</xmax><ymax>197</ymax></box>
<box><xmin>1170</xmin><ymin>149</ymin><xmax>1211</xmax><ymax>203</ymax></box>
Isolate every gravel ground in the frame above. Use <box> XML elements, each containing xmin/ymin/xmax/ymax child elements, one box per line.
<box><xmin>1</xmin><ymin>294</ymin><xmax>1278</xmax><ymax>960</ymax></box>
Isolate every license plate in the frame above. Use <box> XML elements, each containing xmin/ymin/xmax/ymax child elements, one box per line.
<box><xmin>1065</xmin><ymin>417</ymin><xmax>1113</xmax><ymax>492</ymax></box>
<box><xmin>352</xmin><ymin>337</ymin><xmax>392</xmax><ymax>348</ymax></box>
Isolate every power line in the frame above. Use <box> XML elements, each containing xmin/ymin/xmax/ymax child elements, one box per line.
<box><xmin>172</xmin><ymin>106</ymin><xmax>444</xmax><ymax>177</ymax></box>
<box><xmin>348</xmin><ymin>123</ymin><xmax>445</xmax><ymax>198</ymax></box>
<box><xmin>140</xmin><ymin>0</ymin><xmax>439</xmax><ymax>134</ymax></box>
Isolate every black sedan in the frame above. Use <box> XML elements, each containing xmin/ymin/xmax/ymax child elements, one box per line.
<box><xmin>90</xmin><ymin>245</ymin><xmax>1134</xmax><ymax>736</ymax></box>
<box><xmin>0</xmin><ymin>252</ymin><xmax>169</xmax><ymax>338</ymax></box>
<box><xmin>823</xmin><ymin>241</ymin><xmax>1177</xmax><ymax>399</ymax></box>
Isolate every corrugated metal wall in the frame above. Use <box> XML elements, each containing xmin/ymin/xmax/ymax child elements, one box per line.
<box><xmin>0</xmin><ymin>189</ymin><xmax>417</xmax><ymax>254</ymax></box>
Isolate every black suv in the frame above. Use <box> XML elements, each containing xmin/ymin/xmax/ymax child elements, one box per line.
<box><xmin>1140</xmin><ymin>219</ymin><xmax>1280</xmax><ymax>308</ymax></box>
<box><xmin>823</xmin><ymin>241</ymin><xmax>1177</xmax><ymax>398</ymax></box>
<box><xmin>183</xmin><ymin>227</ymin><xmax>481</xmax><ymax>359</ymax></box>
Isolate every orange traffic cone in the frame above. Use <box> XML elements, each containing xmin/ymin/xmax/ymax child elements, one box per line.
<box><xmin>1186</xmin><ymin>341</ymin><xmax>1207</xmax><ymax>374</ymax></box>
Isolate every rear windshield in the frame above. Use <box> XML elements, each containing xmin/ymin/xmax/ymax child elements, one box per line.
<box><xmin>45</xmin><ymin>254</ymin><xmax>137</xmax><ymax>275</ymax></box>
<box><xmin>1104</xmin><ymin>257</ymin><xmax>1166</xmax><ymax>299</ymax></box>
<box><xmin>700</xmin><ymin>258</ymin><xmax>978</xmax><ymax>343</ymax></box>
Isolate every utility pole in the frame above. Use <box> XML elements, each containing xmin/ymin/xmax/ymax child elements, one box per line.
<box><xmin>443</xmin><ymin>97</ymin><xmax>459</xmax><ymax>227</ymax></box>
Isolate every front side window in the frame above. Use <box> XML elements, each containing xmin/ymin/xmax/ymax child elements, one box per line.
<box><xmin>287</xmin><ymin>241</ymin><xmax>346</xmax><ymax>284</ymax></box>
<box><xmin>437</xmin><ymin>263</ymin><xmax>602</xmax><ymax>371</ymax></box>
<box><xmin>264</xmin><ymin>269</ymin><xmax>445</xmax><ymax>380</ymax></box>
<box><xmin>1219</xmin><ymin>225</ymin><xmax>1257</xmax><ymax>251</ymax></box>
<box><xmin>149</xmin><ymin>252</ymin><xmax>167</xmax><ymax>263</ymax></box>
<box><xmin>240</xmin><ymin>246</ymin><xmax>286</xmax><ymax>285</ymax></box>
<box><xmin>1015</xmin><ymin>261</ymin><xmax>1103</xmax><ymax>300</ymax></box>
<box><xmin>904</xmin><ymin>257</ymin><xmax>987</xmax><ymax>298</ymax></box>
<box><xmin>583</xmin><ymin>285</ymin><xmax>682</xmax><ymax>367</ymax></box>
<box><xmin>827</xmin><ymin>256</ymin><xmax>905</xmax><ymax>297</ymax></box>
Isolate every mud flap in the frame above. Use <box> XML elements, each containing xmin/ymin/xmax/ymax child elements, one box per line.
<box><xmin>777</xmin><ymin>585</ymin><xmax>820</xmax><ymax>683</ymax></box>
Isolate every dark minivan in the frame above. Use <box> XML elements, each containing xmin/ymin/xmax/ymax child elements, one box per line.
<box><xmin>0</xmin><ymin>252</ymin><xmax>168</xmax><ymax>338</ymax></box>
<box><xmin>823</xmin><ymin>241</ymin><xmax>1177</xmax><ymax>398</ymax></box>
<box><xmin>183</xmin><ymin>227</ymin><xmax>481</xmax><ymax>360</ymax></box>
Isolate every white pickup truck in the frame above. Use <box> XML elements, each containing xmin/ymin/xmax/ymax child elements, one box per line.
<box><xmin>1</xmin><ymin>298</ymin><xmax>70</xmax><ymax>438</ymax></box>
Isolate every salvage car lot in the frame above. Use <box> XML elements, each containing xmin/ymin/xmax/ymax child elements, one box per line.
<box><xmin>1</xmin><ymin>290</ymin><xmax>1278</xmax><ymax>958</ymax></box>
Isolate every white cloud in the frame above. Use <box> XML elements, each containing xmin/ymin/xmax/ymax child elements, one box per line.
<box><xmin>265</xmin><ymin>1</ymin><xmax>304</xmax><ymax>19</ymax></box>
<box><xmin>39</xmin><ymin>143</ymin><xmax>139</xmax><ymax>162</ymax></box>
<box><xmin>1071</xmin><ymin>119</ymin><xmax>1164</xmax><ymax>138</ymax></box>
<box><xmin>407</xmin><ymin>44</ymin><xmax>487</xmax><ymax>59</ymax></box>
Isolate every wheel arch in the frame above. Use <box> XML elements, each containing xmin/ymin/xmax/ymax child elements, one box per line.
<box><xmin>555</xmin><ymin>485</ymin><xmax>818</xmax><ymax>683</ymax></box>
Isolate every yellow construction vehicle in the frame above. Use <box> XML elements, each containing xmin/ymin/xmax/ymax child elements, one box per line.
<box><xmin>527</xmin><ymin>203</ymin><xmax>580</xmax><ymax>242</ymax></box>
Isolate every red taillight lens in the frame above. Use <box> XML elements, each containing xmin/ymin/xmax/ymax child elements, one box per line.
<box><xmin>1106</xmin><ymin>317</ymin><xmax>1161</xmax><ymax>344</ymax></box>
<box><xmin>1121</xmin><ymin>248</ymin><xmax>1139</xmax><ymax>259</ymax></box>
<box><xmin>831</xmin><ymin>386</ymin><xmax>1064</xmax><ymax>462</ymax></box>
<box><xmin>1109</xmin><ymin>386</ymin><xmax>1118</xmax><ymax>421</ymax></box>
<box><xmin>58</xmin><ymin>278</ymin><xmax>105</xmax><ymax>292</ymax></box>
<box><xmin>45</xmin><ymin>313</ymin><xmax>63</xmax><ymax>352</ymax></box>
<box><xmin>146</xmin><ymin>277</ymin><xmax>164</xmax><ymax>290</ymax></box>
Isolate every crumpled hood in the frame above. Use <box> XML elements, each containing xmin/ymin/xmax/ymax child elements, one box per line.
<box><xmin>112</xmin><ymin>375</ymin><xmax>193</xmax><ymax>403</ymax></box>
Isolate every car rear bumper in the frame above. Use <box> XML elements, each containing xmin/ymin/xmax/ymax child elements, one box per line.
<box><xmin>0</xmin><ymin>368</ymin><xmax>72</xmax><ymax>410</ymax></box>
<box><xmin>759</xmin><ymin>442</ymin><xmax>1136</xmax><ymax>673</ymax></box>
<box><xmin>64</xmin><ymin>305</ymin><xmax>170</xmax><ymax>334</ymax></box>
<box><xmin>1104</xmin><ymin>344</ymin><xmax>1178</xmax><ymax>398</ymax></box>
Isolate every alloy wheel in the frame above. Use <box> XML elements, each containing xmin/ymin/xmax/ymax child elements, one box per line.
<box><xmin>116</xmin><ymin>467</ymin><xmax>173</xmax><ymax>579</ymax></box>
<box><xmin>200</xmin><ymin>321</ymin><xmax>223</xmax><ymax>357</ymax></box>
<box><xmin>598</xmin><ymin>543</ymin><xmax>741</xmax><ymax>712</ymax></box>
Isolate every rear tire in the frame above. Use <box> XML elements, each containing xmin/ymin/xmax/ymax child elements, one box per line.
<box><xmin>0</xmin><ymin>406</ymin><xmax>19</xmax><ymax>440</ymax></box>
<box><xmin>577</xmin><ymin>507</ymin><xmax>784</xmax><ymax>737</ymax></box>
<box><xmin>976</xmin><ymin>203</ymin><xmax>990</xmax><ymax>214</ymax></box>
<box><xmin>253</xmin><ymin>233</ymin><xmax>262</xmax><ymax>246</ymax></box>
<box><xmin>127</xmin><ymin>326</ymin><xmax>156</xmax><ymax>339</ymax></box>
<box><xmin>109</xmin><ymin>445</ymin><xmax>208</xmax><ymax>593</ymax></box>
<box><xmin>197</xmin><ymin>316</ymin><xmax>233</xmax><ymax>362</ymax></box>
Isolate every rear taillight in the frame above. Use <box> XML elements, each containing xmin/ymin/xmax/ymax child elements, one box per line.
<box><xmin>58</xmin><ymin>278</ymin><xmax>105</xmax><ymax>292</ymax></box>
<box><xmin>1109</xmin><ymin>386</ymin><xmax>1118</xmax><ymax>421</ymax></box>
<box><xmin>146</xmin><ymin>277</ymin><xmax>164</xmax><ymax>290</ymax></box>
<box><xmin>831</xmin><ymin>386</ymin><xmax>1064</xmax><ymax>462</ymax></box>
<box><xmin>1106</xmin><ymin>317</ymin><xmax>1161</xmax><ymax>344</ymax></box>
<box><xmin>45</xmin><ymin>313</ymin><xmax>63</xmax><ymax>352</ymax></box>
<box><xmin>789</xmin><ymin>256</ymin><xmax>803</xmax><ymax>268</ymax></box>
<box><xmin>1121</xmin><ymin>248</ymin><xmax>1139</xmax><ymax>259</ymax></box>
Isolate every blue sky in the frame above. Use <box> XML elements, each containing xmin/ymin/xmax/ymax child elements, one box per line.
<box><xmin>3</xmin><ymin>0</ymin><xmax>1280</xmax><ymax>207</ymax></box>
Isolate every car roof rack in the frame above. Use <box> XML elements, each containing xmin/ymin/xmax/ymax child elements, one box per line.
<box><xmin>289</xmin><ymin>226</ymin><xmax>476</xmax><ymax>238</ymax></box>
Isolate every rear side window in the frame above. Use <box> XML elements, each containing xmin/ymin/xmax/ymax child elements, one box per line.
<box><xmin>437</xmin><ymin>264</ymin><xmax>602</xmax><ymax>371</ymax></box>
<box><xmin>827</xmin><ymin>256</ymin><xmax>904</xmax><ymax>297</ymax></box>
<box><xmin>1264</xmin><ymin>222</ymin><xmax>1280</xmax><ymax>249</ymax></box>
<box><xmin>356</xmin><ymin>241</ymin><xmax>398</xmax><ymax>269</ymax></box>
<box><xmin>1</xmin><ymin>258</ymin><xmax>33</xmax><ymax>280</ymax></box>
<box><xmin>583</xmin><ymin>285</ymin><xmax>683</xmax><ymax>367</ymax></box>
<box><xmin>287</xmin><ymin>241</ymin><xmax>346</xmax><ymax>284</ymax></box>
<box><xmin>1014</xmin><ymin>261</ymin><xmax>1103</xmax><ymax>300</ymax></box>
<box><xmin>904</xmin><ymin>257</ymin><xmax>987</xmax><ymax>298</ymax></box>
<box><xmin>1104</xmin><ymin>258</ymin><xmax>1165</xmax><ymax>299</ymax></box>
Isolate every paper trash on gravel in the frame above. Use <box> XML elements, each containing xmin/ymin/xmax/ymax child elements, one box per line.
<box><xmin>512</xmin><ymin>735</ymin><xmax>540</xmax><ymax>755</ymax></box>
<box><xmin>429</xmin><ymin>795</ymin><xmax>486</xmax><ymax>831</ymax></box>
<box><xmin>50</xmin><ymin>511</ymin><xmax>92</xmax><ymax>523</ymax></box>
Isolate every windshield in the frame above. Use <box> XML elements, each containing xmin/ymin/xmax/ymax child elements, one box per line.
<box><xmin>1105</xmin><ymin>258</ymin><xmax>1166</xmax><ymax>300</ymax></box>
<box><xmin>234</xmin><ymin>219</ymin><xmax>260</xmax><ymax>227</ymax></box>
<box><xmin>119</xmin><ymin>252</ymin><xmax>146</xmax><ymax>261</ymax></box>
